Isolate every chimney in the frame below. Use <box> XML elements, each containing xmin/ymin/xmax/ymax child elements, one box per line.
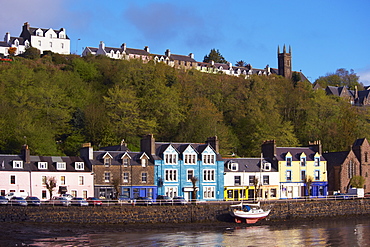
<box><xmin>4</xmin><ymin>32</ymin><xmax>10</xmax><ymax>44</ymax></box>
<box><xmin>165</xmin><ymin>49</ymin><xmax>171</xmax><ymax>57</ymax></box>
<box><xmin>120</xmin><ymin>139</ymin><xmax>127</xmax><ymax>151</ymax></box>
<box><xmin>262</xmin><ymin>140</ymin><xmax>276</xmax><ymax>159</ymax></box>
<box><xmin>141</xmin><ymin>134</ymin><xmax>156</xmax><ymax>156</ymax></box>
<box><xmin>265</xmin><ymin>64</ymin><xmax>270</xmax><ymax>73</ymax></box>
<box><xmin>20</xmin><ymin>22</ymin><xmax>31</xmax><ymax>40</ymax></box>
<box><xmin>309</xmin><ymin>140</ymin><xmax>322</xmax><ymax>155</ymax></box>
<box><xmin>99</xmin><ymin>41</ymin><xmax>106</xmax><ymax>51</ymax></box>
<box><xmin>144</xmin><ymin>46</ymin><xmax>149</xmax><ymax>53</ymax></box>
<box><xmin>21</xmin><ymin>145</ymin><xmax>30</xmax><ymax>163</ymax></box>
<box><xmin>189</xmin><ymin>53</ymin><xmax>194</xmax><ymax>59</ymax></box>
<box><xmin>210</xmin><ymin>60</ymin><xmax>215</xmax><ymax>66</ymax></box>
<box><xmin>121</xmin><ymin>43</ymin><xmax>126</xmax><ymax>51</ymax></box>
<box><xmin>80</xmin><ymin>143</ymin><xmax>93</xmax><ymax>160</ymax></box>
<box><xmin>206</xmin><ymin>136</ymin><xmax>219</xmax><ymax>154</ymax></box>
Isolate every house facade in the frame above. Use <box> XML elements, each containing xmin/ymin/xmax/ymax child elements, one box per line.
<box><xmin>141</xmin><ymin>134</ymin><xmax>224</xmax><ymax>201</ymax></box>
<box><xmin>262</xmin><ymin>140</ymin><xmax>328</xmax><ymax>198</ymax></box>
<box><xmin>80</xmin><ymin>142</ymin><xmax>156</xmax><ymax>200</ymax></box>
<box><xmin>0</xmin><ymin>145</ymin><xmax>93</xmax><ymax>200</ymax></box>
<box><xmin>223</xmin><ymin>157</ymin><xmax>280</xmax><ymax>201</ymax></box>
<box><xmin>0</xmin><ymin>22</ymin><xmax>70</xmax><ymax>56</ymax></box>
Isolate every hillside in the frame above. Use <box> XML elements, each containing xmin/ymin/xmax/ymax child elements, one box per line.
<box><xmin>0</xmin><ymin>54</ymin><xmax>369</xmax><ymax>157</ymax></box>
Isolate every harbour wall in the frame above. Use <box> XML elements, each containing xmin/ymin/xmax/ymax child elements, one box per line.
<box><xmin>1</xmin><ymin>199</ymin><xmax>370</xmax><ymax>224</ymax></box>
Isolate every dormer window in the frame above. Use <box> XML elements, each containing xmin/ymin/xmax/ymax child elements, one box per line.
<box><xmin>314</xmin><ymin>157</ymin><xmax>320</xmax><ymax>166</ymax></box>
<box><xmin>165</xmin><ymin>154</ymin><xmax>177</xmax><ymax>164</ymax></box>
<box><xmin>104</xmin><ymin>157</ymin><xmax>111</xmax><ymax>167</ymax></box>
<box><xmin>300</xmin><ymin>157</ymin><xmax>306</xmax><ymax>166</ymax></box>
<box><xmin>263</xmin><ymin>162</ymin><xmax>271</xmax><ymax>171</ymax></box>
<box><xmin>57</xmin><ymin>162</ymin><xmax>66</xmax><ymax>170</ymax></box>
<box><xmin>38</xmin><ymin>162</ymin><xmax>48</xmax><ymax>169</ymax></box>
<box><xmin>123</xmin><ymin>158</ymin><xmax>129</xmax><ymax>167</ymax></box>
<box><xmin>203</xmin><ymin>154</ymin><xmax>215</xmax><ymax>165</ymax></box>
<box><xmin>13</xmin><ymin>160</ymin><xmax>23</xmax><ymax>169</ymax></box>
<box><xmin>75</xmin><ymin>162</ymin><xmax>84</xmax><ymax>170</ymax></box>
<box><xmin>141</xmin><ymin>158</ymin><xmax>148</xmax><ymax>167</ymax></box>
<box><xmin>286</xmin><ymin>157</ymin><xmax>292</xmax><ymax>167</ymax></box>
<box><xmin>37</xmin><ymin>31</ymin><xmax>42</xmax><ymax>36</ymax></box>
<box><xmin>228</xmin><ymin>161</ymin><xmax>238</xmax><ymax>171</ymax></box>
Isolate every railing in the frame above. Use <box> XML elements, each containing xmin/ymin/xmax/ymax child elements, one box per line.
<box><xmin>1</xmin><ymin>194</ymin><xmax>367</xmax><ymax>207</ymax></box>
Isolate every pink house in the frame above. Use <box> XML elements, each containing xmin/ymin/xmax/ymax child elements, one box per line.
<box><xmin>0</xmin><ymin>145</ymin><xmax>93</xmax><ymax>200</ymax></box>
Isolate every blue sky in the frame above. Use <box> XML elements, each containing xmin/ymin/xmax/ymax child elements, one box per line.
<box><xmin>1</xmin><ymin>0</ymin><xmax>370</xmax><ymax>84</ymax></box>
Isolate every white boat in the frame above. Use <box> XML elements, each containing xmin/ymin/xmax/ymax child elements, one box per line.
<box><xmin>229</xmin><ymin>201</ymin><xmax>271</xmax><ymax>224</ymax></box>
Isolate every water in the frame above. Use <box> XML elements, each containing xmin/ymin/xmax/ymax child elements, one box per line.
<box><xmin>7</xmin><ymin>217</ymin><xmax>370</xmax><ymax>246</ymax></box>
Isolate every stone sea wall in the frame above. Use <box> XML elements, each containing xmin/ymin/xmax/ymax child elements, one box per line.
<box><xmin>1</xmin><ymin>199</ymin><xmax>370</xmax><ymax>224</ymax></box>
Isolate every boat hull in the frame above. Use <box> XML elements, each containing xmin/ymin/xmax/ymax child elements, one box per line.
<box><xmin>230</xmin><ymin>209</ymin><xmax>270</xmax><ymax>224</ymax></box>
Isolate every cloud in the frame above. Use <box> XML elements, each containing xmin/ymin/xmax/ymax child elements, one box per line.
<box><xmin>123</xmin><ymin>2</ymin><xmax>215</xmax><ymax>49</ymax></box>
<box><xmin>358</xmin><ymin>66</ymin><xmax>370</xmax><ymax>86</ymax></box>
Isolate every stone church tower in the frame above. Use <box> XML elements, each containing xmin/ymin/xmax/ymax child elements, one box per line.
<box><xmin>278</xmin><ymin>45</ymin><xmax>292</xmax><ymax>79</ymax></box>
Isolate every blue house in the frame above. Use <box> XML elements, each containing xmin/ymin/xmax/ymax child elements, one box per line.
<box><xmin>141</xmin><ymin>135</ymin><xmax>224</xmax><ymax>201</ymax></box>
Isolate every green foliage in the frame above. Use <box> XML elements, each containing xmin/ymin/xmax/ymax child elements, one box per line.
<box><xmin>203</xmin><ymin>49</ymin><xmax>227</xmax><ymax>63</ymax></box>
<box><xmin>1</xmin><ymin>55</ymin><xmax>370</xmax><ymax>157</ymax></box>
<box><xmin>350</xmin><ymin>175</ymin><xmax>365</xmax><ymax>188</ymax></box>
<box><xmin>21</xmin><ymin>47</ymin><xmax>41</xmax><ymax>59</ymax></box>
<box><xmin>314</xmin><ymin>68</ymin><xmax>362</xmax><ymax>90</ymax></box>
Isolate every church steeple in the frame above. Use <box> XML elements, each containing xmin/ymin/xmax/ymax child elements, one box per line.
<box><xmin>278</xmin><ymin>44</ymin><xmax>292</xmax><ymax>79</ymax></box>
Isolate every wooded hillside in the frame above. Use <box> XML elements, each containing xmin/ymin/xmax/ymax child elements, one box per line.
<box><xmin>0</xmin><ymin>54</ymin><xmax>369</xmax><ymax>157</ymax></box>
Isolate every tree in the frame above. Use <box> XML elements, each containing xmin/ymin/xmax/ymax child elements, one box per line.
<box><xmin>252</xmin><ymin>176</ymin><xmax>261</xmax><ymax>202</ymax></box>
<box><xmin>22</xmin><ymin>47</ymin><xmax>41</xmax><ymax>59</ymax></box>
<box><xmin>203</xmin><ymin>49</ymin><xmax>227</xmax><ymax>63</ymax></box>
<box><xmin>313</xmin><ymin>68</ymin><xmax>362</xmax><ymax>90</ymax></box>
<box><xmin>44</xmin><ymin>176</ymin><xmax>57</xmax><ymax>199</ymax></box>
<box><xmin>8</xmin><ymin>47</ymin><xmax>17</xmax><ymax>56</ymax></box>
<box><xmin>112</xmin><ymin>178</ymin><xmax>121</xmax><ymax>199</ymax></box>
<box><xmin>350</xmin><ymin>176</ymin><xmax>365</xmax><ymax>188</ymax></box>
<box><xmin>190</xmin><ymin>176</ymin><xmax>198</xmax><ymax>203</ymax></box>
<box><xmin>305</xmin><ymin>175</ymin><xmax>314</xmax><ymax>197</ymax></box>
<box><xmin>235</xmin><ymin>60</ymin><xmax>247</xmax><ymax>67</ymax></box>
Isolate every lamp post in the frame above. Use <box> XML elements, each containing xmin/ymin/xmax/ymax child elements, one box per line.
<box><xmin>76</xmin><ymin>38</ymin><xmax>80</xmax><ymax>54</ymax></box>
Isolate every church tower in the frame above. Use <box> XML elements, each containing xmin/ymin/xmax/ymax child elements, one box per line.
<box><xmin>278</xmin><ymin>45</ymin><xmax>292</xmax><ymax>79</ymax></box>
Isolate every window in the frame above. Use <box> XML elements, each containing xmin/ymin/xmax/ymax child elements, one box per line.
<box><xmin>203</xmin><ymin>169</ymin><xmax>215</xmax><ymax>181</ymax></box>
<box><xmin>61</xmin><ymin>43</ymin><xmax>64</xmax><ymax>49</ymax></box>
<box><xmin>270</xmin><ymin>188</ymin><xmax>277</xmax><ymax>198</ymax></box>
<box><xmin>228</xmin><ymin>161</ymin><xmax>238</xmax><ymax>171</ymax></box>
<box><xmin>83</xmin><ymin>190</ymin><xmax>87</xmax><ymax>199</ymax></box>
<box><xmin>60</xmin><ymin>176</ymin><xmax>65</xmax><ymax>185</ymax></box>
<box><xmin>165</xmin><ymin>169</ymin><xmax>177</xmax><ymax>181</ymax></box>
<box><xmin>165</xmin><ymin>187</ymin><xmax>178</xmax><ymax>198</ymax></box>
<box><xmin>75</xmin><ymin>162</ymin><xmax>84</xmax><ymax>170</ymax></box>
<box><xmin>263</xmin><ymin>175</ymin><xmax>269</xmax><ymax>185</ymax></box>
<box><xmin>301</xmin><ymin>170</ymin><xmax>306</xmax><ymax>181</ymax></box>
<box><xmin>286</xmin><ymin>157</ymin><xmax>292</xmax><ymax>167</ymax></box>
<box><xmin>286</xmin><ymin>171</ymin><xmax>292</xmax><ymax>181</ymax></box>
<box><xmin>38</xmin><ymin>162</ymin><xmax>48</xmax><ymax>169</ymax></box>
<box><xmin>57</xmin><ymin>162</ymin><xmax>66</xmax><ymax>170</ymax></box>
<box><xmin>366</xmin><ymin>152</ymin><xmax>368</xmax><ymax>163</ymax></box>
<box><xmin>42</xmin><ymin>190</ymin><xmax>47</xmax><ymax>199</ymax></box>
<box><xmin>42</xmin><ymin>176</ymin><xmax>46</xmax><ymax>184</ymax></box>
<box><xmin>203</xmin><ymin>186</ymin><xmax>215</xmax><ymax>199</ymax></box>
<box><xmin>315</xmin><ymin>170</ymin><xmax>320</xmax><ymax>181</ymax></box>
<box><xmin>104</xmin><ymin>157</ymin><xmax>111</xmax><ymax>167</ymax></box>
<box><xmin>203</xmin><ymin>154</ymin><xmax>215</xmax><ymax>164</ymax></box>
<box><xmin>348</xmin><ymin>160</ymin><xmax>355</xmax><ymax>179</ymax></box>
<box><xmin>165</xmin><ymin>154</ymin><xmax>177</xmax><ymax>164</ymax></box>
<box><xmin>71</xmin><ymin>190</ymin><xmax>77</xmax><ymax>197</ymax></box>
<box><xmin>249</xmin><ymin>175</ymin><xmax>255</xmax><ymax>185</ymax></box>
<box><xmin>141</xmin><ymin>172</ymin><xmax>147</xmax><ymax>183</ymax></box>
<box><xmin>78</xmin><ymin>176</ymin><xmax>84</xmax><ymax>185</ymax></box>
<box><xmin>49</xmin><ymin>42</ymin><xmax>52</xmax><ymax>48</ymax></box>
<box><xmin>10</xmin><ymin>175</ymin><xmax>15</xmax><ymax>184</ymax></box>
<box><xmin>141</xmin><ymin>158</ymin><xmax>148</xmax><ymax>167</ymax></box>
<box><xmin>13</xmin><ymin>160</ymin><xmax>23</xmax><ymax>169</ymax></box>
<box><xmin>38</xmin><ymin>40</ymin><xmax>41</xmax><ymax>46</ymax></box>
<box><xmin>184</xmin><ymin>154</ymin><xmax>197</xmax><ymax>165</ymax></box>
<box><xmin>49</xmin><ymin>34</ymin><xmax>52</xmax><ymax>38</ymax></box>
<box><xmin>187</xmin><ymin>169</ymin><xmax>194</xmax><ymax>181</ymax></box>
<box><xmin>300</xmin><ymin>157</ymin><xmax>306</xmax><ymax>166</ymax></box>
<box><xmin>314</xmin><ymin>157</ymin><xmax>320</xmax><ymax>166</ymax></box>
<box><xmin>123</xmin><ymin>172</ymin><xmax>129</xmax><ymax>183</ymax></box>
<box><xmin>104</xmin><ymin>172</ymin><xmax>111</xmax><ymax>183</ymax></box>
<box><xmin>234</xmin><ymin>176</ymin><xmax>241</xmax><ymax>186</ymax></box>
<box><xmin>123</xmin><ymin>158</ymin><xmax>129</xmax><ymax>167</ymax></box>
<box><xmin>263</xmin><ymin>163</ymin><xmax>271</xmax><ymax>171</ymax></box>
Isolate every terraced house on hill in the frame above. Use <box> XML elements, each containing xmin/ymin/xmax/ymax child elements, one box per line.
<box><xmin>262</xmin><ymin>140</ymin><xmax>328</xmax><ymax>198</ymax></box>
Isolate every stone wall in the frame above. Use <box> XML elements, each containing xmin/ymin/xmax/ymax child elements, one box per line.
<box><xmin>1</xmin><ymin>199</ymin><xmax>370</xmax><ymax>224</ymax></box>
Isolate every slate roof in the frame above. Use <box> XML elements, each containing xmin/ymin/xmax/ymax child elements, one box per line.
<box><xmin>223</xmin><ymin>158</ymin><xmax>277</xmax><ymax>172</ymax></box>
<box><xmin>275</xmin><ymin>147</ymin><xmax>325</xmax><ymax>162</ymax></box>
<box><xmin>353</xmin><ymin>138</ymin><xmax>366</xmax><ymax>147</ymax></box>
<box><xmin>90</xmin><ymin>150</ymin><xmax>152</xmax><ymax>166</ymax></box>
<box><xmin>27</xmin><ymin>27</ymin><xmax>69</xmax><ymax>39</ymax></box>
<box><xmin>0</xmin><ymin>154</ymin><xmax>89</xmax><ymax>172</ymax></box>
<box><xmin>169</xmin><ymin>54</ymin><xmax>196</xmax><ymax>62</ymax></box>
<box><xmin>322</xmin><ymin>151</ymin><xmax>350</xmax><ymax>167</ymax></box>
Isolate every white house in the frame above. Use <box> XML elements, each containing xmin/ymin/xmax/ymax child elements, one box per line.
<box><xmin>0</xmin><ymin>145</ymin><xmax>93</xmax><ymax>200</ymax></box>
<box><xmin>223</xmin><ymin>157</ymin><xmax>280</xmax><ymax>201</ymax></box>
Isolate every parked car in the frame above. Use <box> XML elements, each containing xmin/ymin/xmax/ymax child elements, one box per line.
<box><xmin>118</xmin><ymin>195</ymin><xmax>132</xmax><ymax>204</ymax></box>
<box><xmin>5</xmin><ymin>192</ymin><xmax>28</xmax><ymax>200</ymax></box>
<box><xmin>173</xmin><ymin>196</ymin><xmax>187</xmax><ymax>205</ymax></box>
<box><xmin>0</xmin><ymin>196</ymin><xmax>9</xmax><ymax>205</ymax></box>
<box><xmin>10</xmin><ymin>197</ymin><xmax>28</xmax><ymax>206</ymax></box>
<box><xmin>71</xmin><ymin>197</ymin><xmax>89</xmax><ymax>206</ymax></box>
<box><xmin>50</xmin><ymin>197</ymin><xmax>71</xmax><ymax>206</ymax></box>
<box><xmin>60</xmin><ymin>194</ymin><xmax>74</xmax><ymax>200</ymax></box>
<box><xmin>156</xmin><ymin>195</ymin><xmax>172</xmax><ymax>205</ymax></box>
<box><xmin>364</xmin><ymin>192</ymin><xmax>370</xmax><ymax>198</ymax></box>
<box><xmin>86</xmin><ymin>197</ymin><xmax>103</xmax><ymax>206</ymax></box>
<box><xmin>334</xmin><ymin>193</ymin><xmax>349</xmax><ymax>199</ymax></box>
<box><xmin>26</xmin><ymin>196</ymin><xmax>41</xmax><ymax>206</ymax></box>
<box><xmin>135</xmin><ymin>197</ymin><xmax>153</xmax><ymax>206</ymax></box>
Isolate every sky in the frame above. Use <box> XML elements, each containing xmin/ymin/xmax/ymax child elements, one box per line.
<box><xmin>1</xmin><ymin>0</ymin><xmax>370</xmax><ymax>84</ymax></box>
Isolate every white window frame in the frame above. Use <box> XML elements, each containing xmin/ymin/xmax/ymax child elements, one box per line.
<box><xmin>123</xmin><ymin>172</ymin><xmax>129</xmax><ymax>183</ymax></box>
<box><xmin>75</xmin><ymin>162</ymin><xmax>84</xmax><ymax>170</ymax></box>
<box><xmin>184</xmin><ymin>154</ymin><xmax>197</xmax><ymax>165</ymax></box>
<box><xmin>203</xmin><ymin>169</ymin><xmax>215</xmax><ymax>182</ymax></box>
<box><xmin>13</xmin><ymin>160</ymin><xmax>23</xmax><ymax>169</ymax></box>
<box><xmin>123</xmin><ymin>158</ymin><xmax>129</xmax><ymax>167</ymax></box>
<box><xmin>10</xmin><ymin>175</ymin><xmax>16</xmax><ymax>185</ymax></box>
<box><xmin>165</xmin><ymin>187</ymin><xmax>178</xmax><ymax>198</ymax></box>
<box><xmin>78</xmin><ymin>175</ymin><xmax>84</xmax><ymax>185</ymax></box>
<box><xmin>57</xmin><ymin>162</ymin><xmax>66</xmax><ymax>170</ymax></box>
<box><xmin>165</xmin><ymin>154</ymin><xmax>178</xmax><ymax>165</ymax></box>
<box><xmin>38</xmin><ymin>162</ymin><xmax>48</xmax><ymax>170</ymax></box>
<box><xmin>104</xmin><ymin>172</ymin><xmax>110</xmax><ymax>183</ymax></box>
<box><xmin>165</xmin><ymin>169</ymin><xmax>177</xmax><ymax>182</ymax></box>
<box><xmin>141</xmin><ymin>172</ymin><xmax>147</xmax><ymax>183</ymax></box>
<box><xmin>141</xmin><ymin>158</ymin><xmax>148</xmax><ymax>167</ymax></box>
<box><xmin>187</xmin><ymin>169</ymin><xmax>194</xmax><ymax>181</ymax></box>
<box><xmin>203</xmin><ymin>154</ymin><xmax>215</xmax><ymax>165</ymax></box>
<box><xmin>203</xmin><ymin>186</ymin><xmax>215</xmax><ymax>199</ymax></box>
<box><xmin>60</xmin><ymin>175</ymin><xmax>66</xmax><ymax>185</ymax></box>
